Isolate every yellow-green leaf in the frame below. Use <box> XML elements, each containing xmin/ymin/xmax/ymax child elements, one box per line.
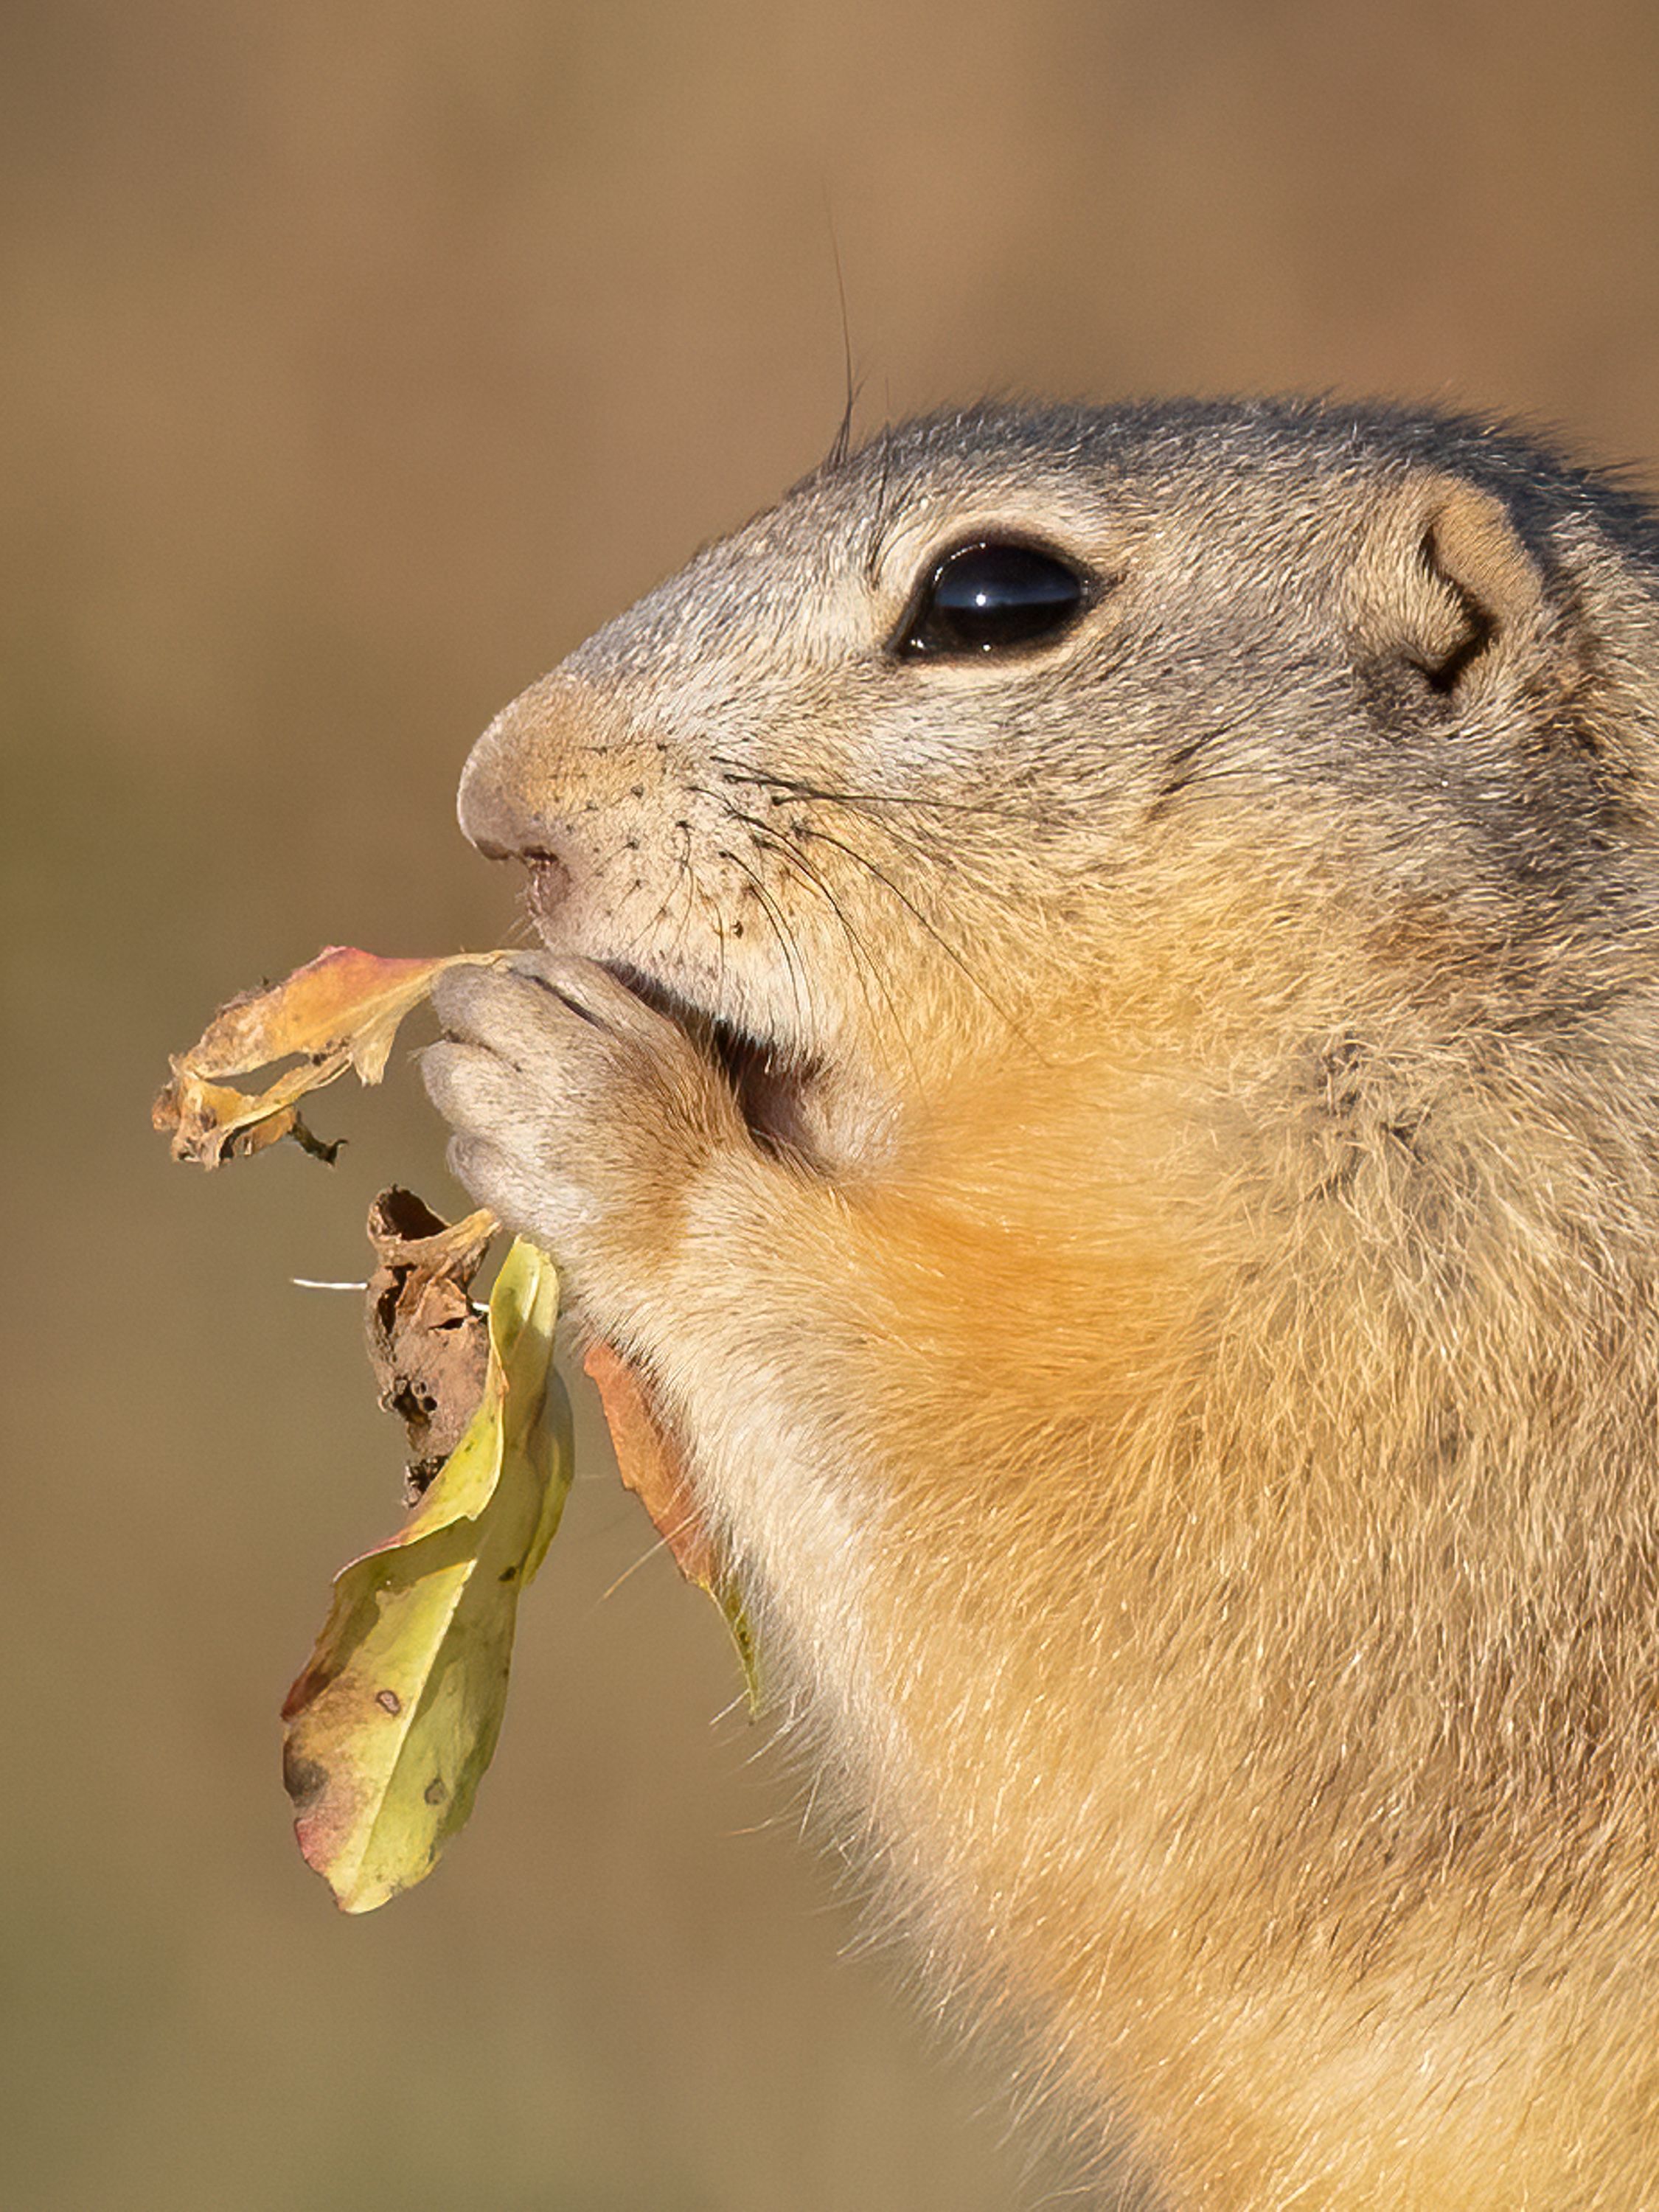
<box><xmin>280</xmin><ymin>1238</ymin><xmax>570</xmax><ymax>1913</ymax></box>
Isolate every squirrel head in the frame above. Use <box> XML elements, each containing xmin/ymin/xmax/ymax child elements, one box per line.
<box><xmin>457</xmin><ymin>400</ymin><xmax>1659</xmax><ymax>1183</ymax></box>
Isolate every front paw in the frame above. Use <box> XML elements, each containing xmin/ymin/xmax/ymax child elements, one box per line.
<box><xmin>421</xmin><ymin>954</ymin><xmax>742</xmax><ymax>1285</ymax></box>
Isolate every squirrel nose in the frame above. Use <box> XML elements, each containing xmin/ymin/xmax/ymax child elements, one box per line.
<box><xmin>456</xmin><ymin>673</ymin><xmax>583</xmax><ymax>862</ymax></box>
<box><xmin>457</xmin><ymin>668</ymin><xmax>669</xmax><ymax>864</ymax></box>
<box><xmin>457</xmin><ymin>720</ymin><xmax>536</xmax><ymax>860</ymax></box>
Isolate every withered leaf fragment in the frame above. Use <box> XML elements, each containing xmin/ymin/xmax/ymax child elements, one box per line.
<box><xmin>365</xmin><ymin>1188</ymin><xmax>499</xmax><ymax>1501</ymax></box>
<box><xmin>282</xmin><ymin>1237</ymin><xmax>571</xmax><ymax>1913</ymax></box>
<box><xmin>153</xmin><ymin>945</ymin><xmax>504</xmax><ymax>1166</ymax></box>
<box><xmin>584</xmin><ymin>1340</ymin><xmax>760</xmax><ymax>1712</ymax></box>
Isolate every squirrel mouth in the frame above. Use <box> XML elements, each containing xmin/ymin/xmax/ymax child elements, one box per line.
<box><xmin>522</xmin><ymin>855</ymin><xmax>822</xmax><ymax>1159</ymax></box>
<box><xmin>599</xmin><ymin>961</ymin><xmax>821</xmax><ymax>1161</ymax></box>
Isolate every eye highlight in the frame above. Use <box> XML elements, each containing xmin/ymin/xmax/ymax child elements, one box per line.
<box><xmin>894</xmin><ymin>539</ymin><xmax>1090</xmax><ymax>658</ymax></box>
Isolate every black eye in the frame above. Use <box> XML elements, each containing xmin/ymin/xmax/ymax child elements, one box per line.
<box><xmin>894</xmin><ymin>540</ymin><xmax>1088</xmax><ymax>658</ymax></box>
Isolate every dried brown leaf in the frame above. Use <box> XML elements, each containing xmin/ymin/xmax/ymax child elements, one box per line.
<box><xmin>153</xmin><ymin>945</ymin><xmax>504</xmax><ymax>1167</ymax></box>
<box><xmin>365</xmin><ymin>1188</ymin><xmax>501</xmax><ymax>1500</ymax></box>
<box><xmin>584</xmin><ymin>1340</ymin><xmax>759</xmax><ymax>1707</ymax></box>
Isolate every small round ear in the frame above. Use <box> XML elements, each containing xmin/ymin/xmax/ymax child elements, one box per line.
<box><xmin>1344</xmin><ymin>473</ymin><xmax>1549</xmax><ymax>702</ymax></box>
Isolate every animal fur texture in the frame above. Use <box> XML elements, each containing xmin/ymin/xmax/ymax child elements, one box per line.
<box><xmin>422</xmin><ymin>400</ymin><xmax>1659</xmax><ymax>2208</ymax></box>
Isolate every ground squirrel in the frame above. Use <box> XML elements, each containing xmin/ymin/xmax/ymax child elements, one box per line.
<box><xmin>422</xmin><ymin>399</ymin><xmax>1659</xmax><ymax>2209</ymax></box>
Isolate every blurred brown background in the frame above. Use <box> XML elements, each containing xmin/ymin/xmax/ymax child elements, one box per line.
<box><xmin>5</xmin><ymin>4</ymin><xmax>1659</xmax><ymax>2207</ymax></box>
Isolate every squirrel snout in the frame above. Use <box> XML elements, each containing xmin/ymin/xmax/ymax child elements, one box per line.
<box><xmin>456</xmin><ymin>700</ymin><xmax>546</xmax><ymax>860</ymax></box>
<box><xmin>457</xmin><ymin>672</ymin><xmax>669</xmax><ymax>866</ymax></box>
<box><xmin>456</xmin><ymin>679</ymin><xmax>594</xmax><ymax>866</ymax></box>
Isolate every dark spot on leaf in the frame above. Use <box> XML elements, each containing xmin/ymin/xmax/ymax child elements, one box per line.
<box><xmin>282</xmin><ymin>1751</ymin><xmax>329</xmax><ymax>1813</ymax></box>
<box><xmin>424</xmin><ymin>1777</ymin><xmax>447</xmax><ymax>1806</ymax></box>
<box><xmin>403</xmin><ymin>1457</ymin><xmax>443</xmax><ymax>1503</ymax></box>
<box><xmin>376</xmin><ymin>1688</ymin><xmax>401</xmax><ymax>1715</ymax></box>
<box><xmin>498</xmin><ymin>1564</ymin><xmax>518</xmax><ymax>1582</ymax></box>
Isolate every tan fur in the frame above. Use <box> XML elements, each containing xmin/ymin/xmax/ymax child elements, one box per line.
<box><xmin>424</xmin><ymin>399</ymin><xmax>1659</xmax><ymax>2207</ymax></box>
